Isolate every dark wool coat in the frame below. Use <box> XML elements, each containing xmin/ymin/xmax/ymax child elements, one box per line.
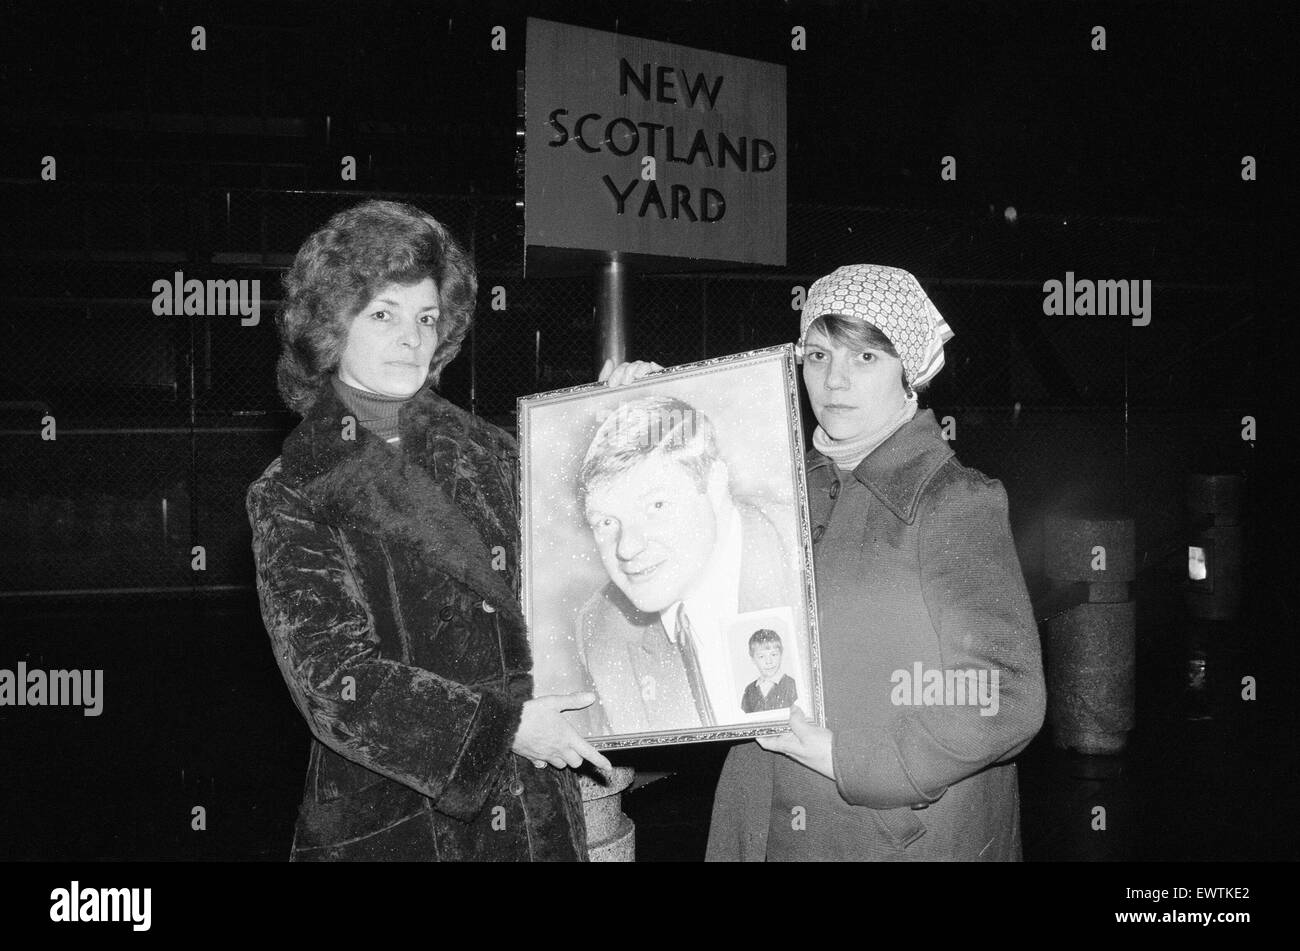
<box><xmin>246</xmin><ymin>382</ymin><xmax>586</xmax><ymax>861</ymax></box>
<box><xmin>706</xmin><ymin>409</ymin><xmax>1046</xmax><ymax>861</ymax></box>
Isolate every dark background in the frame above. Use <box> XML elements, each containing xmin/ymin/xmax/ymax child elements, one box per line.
<box><xmin>0</xmin><ymin>0</ymin><xmax>1289</xmax><ymax>861</ymax></box>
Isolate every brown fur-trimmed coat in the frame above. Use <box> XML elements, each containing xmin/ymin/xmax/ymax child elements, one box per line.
<box><xmin>247</xmin><ymin>382</ymin><xmax>585</xmax><ymax>861</ymax></box>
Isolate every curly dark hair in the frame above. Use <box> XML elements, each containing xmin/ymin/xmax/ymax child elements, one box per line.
<box><xmin>275</xmin><ymin>199</ymin><xmax>478</xmax><ymax>414</ymax></box>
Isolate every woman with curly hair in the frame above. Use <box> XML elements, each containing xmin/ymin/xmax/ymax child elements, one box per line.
<box><xmin>247</xmin><ymin>199</ymin><xmax>608</xmax><ymax>862</ymax></box>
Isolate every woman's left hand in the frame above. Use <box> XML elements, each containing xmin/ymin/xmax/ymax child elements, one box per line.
<box><xmin>756</xmin><ymin>705</ymin><xmax>836</xmax><ymax>781</ymax></box>
<box><xmin>598</xmin><ymin>359</ymin><xmax>664</xmax><ymax>387</ymax></box>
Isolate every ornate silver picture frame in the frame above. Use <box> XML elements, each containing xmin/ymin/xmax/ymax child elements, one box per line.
<box><xmin>518</xmin><ymin>344</ymin><xmax>824</xmax><ymax>750</ymax></box>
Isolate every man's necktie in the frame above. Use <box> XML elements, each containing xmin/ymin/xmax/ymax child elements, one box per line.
<box><xmin>675</xmin><ymin>605</ymin><xmax>716</xmax><ymax>727</ymax></box>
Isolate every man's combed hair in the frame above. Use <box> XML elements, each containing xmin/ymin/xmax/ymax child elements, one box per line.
<box><xmin>578</xmin><ymin>395</ymin><xmax>721</xmax><ymax>509</ymax></box>
<box><xmin>275</xmin><ymin>199</ymin><xmax>478</xmax><ymax>414</ymax></box>
<box><xmin>748</xmin><ymin>628</ymin><xmax>783</xmax><ymax>654</ymax></box>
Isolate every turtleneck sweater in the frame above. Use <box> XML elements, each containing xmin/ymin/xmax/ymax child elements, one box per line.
<box><xmin>331</xmin><ymin>374</ymin><xmax>411</xmax><ymax>443</ymax></box>
<box><xmin>812</xmin><ymin>394</ymin><xmax>919</xmax><ymax>473</ymax></box>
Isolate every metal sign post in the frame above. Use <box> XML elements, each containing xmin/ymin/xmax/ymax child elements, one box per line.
<box><xmin>595</xmin><ymin>251</ymin><xmax>630</xmax><ymax>374</ymax></box>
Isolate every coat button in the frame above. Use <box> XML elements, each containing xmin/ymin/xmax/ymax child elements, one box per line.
<box><xmin>812</xmin><ymin>525</ymin><xmax>825</xmax><ymax>543</ymax></box>
<box><xmin>509</xmin><ymin>780</ymin><xmax>525</xmax><ymax>797</ymax></box>
<box><xmin>481</xmin><ymin>600</ymin><xmax>496</xmax><ymax>613</ymax></box>
<box><xmin>438</xmin><ymin>606</ymin><xmax>455</xmax><ymax>622</ymax></box>
<box><xmin>829</xmin><ymin>481</ymin><xmax>840</xmax><ymax>500</ymax></box>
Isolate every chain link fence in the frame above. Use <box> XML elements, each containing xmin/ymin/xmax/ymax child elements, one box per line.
<box><xmin>0</xmin><ymin>183</ymin><xmax>1261</xmax><ymax>595</ymax></box>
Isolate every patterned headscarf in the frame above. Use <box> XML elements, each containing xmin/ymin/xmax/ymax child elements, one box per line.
<box><xmin>797</xmin><ymin>264</ymin><xmax>954</xmax><ymax>389</ymax></box>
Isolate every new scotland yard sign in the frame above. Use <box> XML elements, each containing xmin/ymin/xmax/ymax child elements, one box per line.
<box><xmin>524</xmin><ymin>18</ymin><xmax>787</xmax><ymax>270</ymax></box>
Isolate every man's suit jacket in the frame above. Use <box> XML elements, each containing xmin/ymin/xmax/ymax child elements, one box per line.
<box><xmin>574</xmin><ymin>501</ymin><xmax>802</xmax><ymax>736</ymax></box>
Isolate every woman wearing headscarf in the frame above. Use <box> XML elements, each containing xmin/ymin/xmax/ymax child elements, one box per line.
<box><xmin>704</xmin><ymin>264</ymin><xmax>1046</xmax><ymax>861</ymax></box>
<box><xmin>247</xmin><ymin>199</ymin><xmax>608</xmax><ymax>861</ymax></box>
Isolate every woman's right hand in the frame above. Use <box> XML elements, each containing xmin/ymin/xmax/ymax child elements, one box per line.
<box><xmin>598</xmin><ymin>359</ymin><xmax>664</xmax><ymax>387</ymax></box>
<box><xmin>512</xmin><ymin>692</ymin><xmax>613</xmax><ymax>771</ymax></box>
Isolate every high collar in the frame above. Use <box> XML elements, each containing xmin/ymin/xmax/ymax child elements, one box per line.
<box><xmin>807</xmin><ymin>408</ymin><xmax>954</xmax><ymax>524</ymax></box>
<box><xmin>330</xmin><ymin>375</ymin><xmax>410</xmax><ymax>442</ymax></box>
<box><xmin>280</xmin><ymin>381</ymin><xmax>514</xmax><ymax>489</ymax></box>
<box><xmin>277</xmin><ymin>381</ymin><xmax>523</xmax><ymax>628</ymax></box>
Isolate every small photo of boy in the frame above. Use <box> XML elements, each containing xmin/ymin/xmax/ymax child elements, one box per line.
<box><xmin>740</xmin><ymin>628</ymin><xmax>798</xmax><ymax>714</ymax></box>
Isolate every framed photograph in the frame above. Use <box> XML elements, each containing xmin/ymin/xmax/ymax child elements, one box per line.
<box><xmin>518</xmin><ymin>344</ymin><xmax>824</xmax><ymax>749</ymax></box>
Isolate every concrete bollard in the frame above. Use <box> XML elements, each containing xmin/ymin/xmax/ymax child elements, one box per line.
<box><xmin>578</xmin><ymin>766</ymin><xmax>636</xmax><ymax>862</ymax></box>
<box><xmin>1044</xmin><ymin>513</ymin><xmax>1137</xmax><ymax>755</ymax></box>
